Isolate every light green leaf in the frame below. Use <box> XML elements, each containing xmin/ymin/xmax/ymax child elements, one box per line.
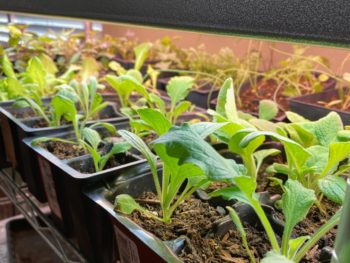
<box><xmin>26</xmin><ymin>57</ymin><xmax>46</xmax><ymax>92</ymax></box>
<box><xmin>304</xmin><ymin>145</ymin><xmax>329</xmax><ymax>174</ymax></box>
<box><xmin>259</xmin><ymin>99</ymin><xmax>279</xmax><ymax>121</ymax></box>
<box><xmin>166</xmin><ymin>76</ymin><xmax>194</xmax><ymax>107</ymax></box>
<box><xmin>152</xmin><ymin>124</ymin><xmax>244</xmax><ymax>181</ymax></box>
<box><xmin>137</xmin><ymin>108</ymin><xmax>171</xmax><ymax>135</ymax></box>
<box><xmin>89</xmin><ymin>122</ymin><xmax>117</xmax><ymax>136</ymax></box>
<box><xmin>285</xmin><ymin>111</ymin><xmax>308</xmax><ymax>123</ymax></box>
<box><xmin>190</xmin><ymin>122</ymin><xmax>228</xmax><ymax>139</ymax></box>
<box><xmin>173</xmin><ymin>101</ymin><xmax>192</xmax><ymax>121</ymax></box>
<box><xmin>281</xmin><ymin>180</ymin><xmax>316</xmax><ymax>254</ymax></box>
<box><xmin>288</xmin><ymin>236</ymin><xmax>310</xmax><ymax>259</ymax></box>
<box><xmin>215</xmin><ymin>78</ymin><xmax>233</xmax><ymax>118</ymax></box>
<box><xmin>254</xmin><ymin>149</ymin><xmax>281</xmax><ymax>172</ymax></box>
<box><xmin>81</xmin><ymin>56</ymin><xmax>99</xmax><ymax>83</ymax></box>
<box><xmin>2</xmin><ymin>53</ymin><xmax>16</xmax><ymax>78</ymax></box>
<box><xmin>322</xmin><ymin>142</ymin><xmax>350</xmax><ymax>176</ymax></box>
<box><xmin>83</xmin><ymin>128</ymin><xmax>101</xmax><ymax>150</ymax></box>
<box><xmin>318</xmin><ymin>176</ymin><xmax>346</xmax><ymax>204</ymax></box>
<box><xmin>225</xmin><ymin>79</ymin><xmax>238</xmax><ymax>122</ymax></box>
<box><xmin>133</xmin><ymin>42</ymin><xmax>151</xmax><ymax>71</ymax></box>
<box><xmin>296</xmin><ymin>112</ymin><xmax>343</xmax><ymax>146</ymax></box>
<box><xmin>114</xmin><ymin>194</ymin><xmax>145</xmax><ymax>214</ymax></box>
<box><xmin>38</xmin><ymin>53</ymin><xmax>58</xmax><ymax>75</ymax></box>
<box><xmin>229</xmin><ymin>129</ymin><xmax>265</xmax><ymax>157</ymax></box>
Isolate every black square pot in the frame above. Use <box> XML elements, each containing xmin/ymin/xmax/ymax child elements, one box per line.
<box><xmin>0</xmin><ymin>95</ymin><xmax>127</xmax><ymax>202</ymax></box>
<box><xmin>23</xmin><ymin>122</ymin><xmax>147</xmax><ymax>263</ymax></box>
<box><xmin>288</xmin><ymin>88</ymin><xmax>350</xmax><ymax>125</ymax></box>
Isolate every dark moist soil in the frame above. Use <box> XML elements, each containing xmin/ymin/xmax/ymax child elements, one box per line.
<box><xmin>129</xmin><ymin>192</ymin><xmax>271</xmax><ymax>263</ymax></box>
<box><xmin>239</xmin><ymin>78</ymin><xmax>330</xmax><ymax>117</ymax></box>
<box><xmin>10</xmin><ymin>108</ymin><xmax>37</xmax><ymax>119</ymax></box>
<box><xmin>128</xmin><ymin>187</ymin><xmax>338</xmax><ymax>263</ymax></box>
<box><xmin>41</xmin><ymin>141</ymin><xmax>85</xmax><ymax>160</ymax></box>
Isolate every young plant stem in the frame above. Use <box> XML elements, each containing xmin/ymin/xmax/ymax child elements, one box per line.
<box><xmin>294</xmin><ymin>209</ymin><xmax>341</xmax><ymax>262</ymax></box>
<box><xmin>251</xmin><ymin>199</ymin><xmax>280</xmax><ymax>253</ymax></box>
<box><xmin>244</xmin><ymin>155</ymin><xmax>257</xmax><ymax>179</ymax></box>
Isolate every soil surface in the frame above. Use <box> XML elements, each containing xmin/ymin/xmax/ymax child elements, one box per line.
<box><xmin>127</xmin><ymin>190</ymin><xmax>338</xmax><ymax>263</ymax></box>
<box><xmin>239</xmin><ymin>78</ymin><xmax>332</xmax><ymax>117</ymax></box>
<box><xmin>41</xmin><ymin>141</ymin><xmax>85</xmax><ymax>160</ymax></box>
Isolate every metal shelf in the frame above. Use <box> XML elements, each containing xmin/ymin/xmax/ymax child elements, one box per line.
<box><xmin>0</xmin><ymin>168</ymin><xmax>86</xmax><ymax>263</ymax></box>
<box><xmin>1</xmin><ymin>0</ymin><xmax>350</xmax><ymax>46</ymax></box>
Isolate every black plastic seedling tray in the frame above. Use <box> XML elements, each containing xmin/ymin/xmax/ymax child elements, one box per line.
<box><xmin>85</xmin><ymin>169</ymin><xmax>182</xmax><ymax>263</ymax></box>
<box><xmin>288</xmin><ymin>88</ymin><xmax>350</xmax><ymax>125</ymax></box>
<box><xmin>0</xmin><ymin>95</ymin><xmax>127</xmax><ymax>202</ymax></box>
<box><xmin>23</xmin><ymin>121</ymin><xmax>147</xmax><ymax>263</ymax></box>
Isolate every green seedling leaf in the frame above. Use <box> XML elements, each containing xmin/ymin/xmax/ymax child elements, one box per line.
<box><xmin>254</xmin><ymin>149</ymin><xmax>281</xmax><ymax>173</ymax></box>
<box><xmin>133</xmin><ymin>42</ymin><xmax>151</xmax><ymax>71</ymax></box>
<box><xmin>281</xmin><ymin>180</ymin><xmax>316</xmax><ymax>255</ymax></box>
<box><xmin>288</xmin><ymin>236</ymin><xmax>310</xmax><ymax>259</ymax></box>
<box><xmin>115</xmin><ymin>194</ymin><xmax>146</xmax><ymax>214</ymax></box>
<box><xmin>81</xmin><ymin>57</ymin><xmax>99</xmax><ymax>83</ymax></box>
<box><xmin>149</xmin><ymin>93</ymin><xmax>166</xmax><ymax>114</ymax></box>
<box><xmin>108</xmin><ymin>61</ymin><xmax>126</xmax><ymax>75</ymax></box>
<box><xmin>337</xmin><ymin>130</ymin><xmax>350</xmax><ymax>141</ymax></box>
<box><xmin>166</xmin><ymin>76</ymin><xmax>194</xmax><ymax>107</ymax></box>
<box><xmin>249</xmin><ymin>119</ymin><xmax>280</xmax><ymax>132</ymax></box>
<box><xmin>318</xmin><ymin>176</ymin><xmax>346</xmax><ymax>204</ymax></box>
<box><xmin>190</xmin><ymin>122</ymin><xmax>228</xmax><ymax>139</ymax></box>
<box><xmin>215</xmin><ymin>78</ymin><xmax>233</xmax><ymax>118</ymax></box>
<box><xmin>296</xmin><ymin>112</ymin><xmax>343</xmax><ymax>146</ymax></box>
<box><xmin>38</xmin><ymin>53</ymin><xmax>58</xmax><ymax>75</ymax></box>
<box><xmin>304</xmin><ymin>145</ymin><xmax>329</xmax><ymax>174</ymax></box>
<box><xmin>152</xmin><ymin>124</ymin><xmax>244</xmax><ymax>181</ymax></box>
<box><xmin>241</xmin><ymin>131</ymin><xmax>311</xmax><ymax>174</ymax></box>
<box><xmin>285</xmin><ymin>111</ymin><xmax>308</xmax><ymax>123</ymax></box>
<box><xmin>31</xmin><ymin>137</ymin><xmax>77</xmax><ymax>146</ymax></box>
<box><xmin>225</xmin><ymin>79</ymin><xmax>239</xmax><ymax>122</ymax></box>
<box><xmin>126</xmin><ymin>69</ymin><xmax>143</xmax><ymax>84</ymax></box>
<box><xmin>26</xmin><ymin>57</ymin><xmax>46</xmax><ymax>92</ymax></box>
<box><xmin>259</xmin><ymin>99</ymin><xmax>279</xmax><ymax>121</ymax></box>
<box><xmin>2</xmin><ymin>53</ymin><xmax>16</xmax><ymax>78</ymax></box>
<box><xmin>82</xmin><ymin>128</ymin><xmax>101</xmax><ymax>150</ymax></box>
<box><xmin>287</xmin><ymin>124</ymin><xmax>317</xmax><ymax>147</ymax></box>
<box><xmin>118</xmin><ymin>129</ymin><xmax>157</xmax><ymax>174</ymax></box>
<box><xmin>89</xmin><ymin>122</ymin><xmax>117</xmax><ymax>136</ymax></box>
<box><xmin>261</xmin><ymin>251</ymin><xmax>294</xmax><ymax>263</ymax></box>
<box><xmin>137</xmin><ymin>108</ymin><xmax>171</xmax><ymax>135</ymax></box>
<box><xmin>322</xmin><ymin>142</ymin><xmax>350</xmax><ymax>176</ymax></box>
<box><xmin>173</xmin><ymin>101</ymin><xmax>192</xmax><ymax>121</ymax></box>
<box><xmin>266</xmin><ymin>163</ymin><xmax>290</xmax><ymax>175</ymax></box>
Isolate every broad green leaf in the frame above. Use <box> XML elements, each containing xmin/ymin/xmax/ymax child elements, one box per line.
<box><xmin>241</xmin><ymin>131</ymin><xmax>311</xmax><ymax>174</ymax></box>
<box><xmin>282</xmin><ymin>180</ymin><xmax>316</xmax><ymax>254</ymax></box>
<box><xmin>38</xmin><ymin>53</ymin><xmax>58</xmax><ymax>75</ymax></box>
<box><xmin>173</xmin><ymin>101</ymin><xmax>192</xmax><ymax>121</ymax></box>
<box><xmin>337</xmin><ymin>130</ymin><xmax>350</xmax><ymax>141</ymax></box>
<box><xmin>149</xmin><ymin>93</ymin><xmax>166</xmax><ymax>114</ymax></box>
<box><xmin>108</xmin><ymin>61</ymin><xmax>126</xmax><ymax>75</ymax></box>
<box><xmin>114</xmin><ymin>194</ymin><xmax>145</xmax><ymax>214</ymax></box>
<box><xmin>296</xmin><ymin>112</ymin><xmax>343</xmax><ymax>146</ymax></box>
<box><xmin>166</xmin><ymin>76</ymin><xmax>193</xmax><ymax>107</ymax></box>
<box><xmin>259</xmin><ymin>99</ymin><xmax>279</xmax><ymax>121</ymax></box>
<box><xmin>318</xmin><ymin>176</ymin><xmax>346</xmax><ymax>204</ymax></box>
<box><xmin>288</xmin><ymin>124</ymin><xmax>317</xmax><ymax>147</ymax></box>
<box><xmin>51</xmin><ymin>95</ymin><xmax>77</xmax><ymax>124</ymax></box>
<box><xmin>322</xmin><ymin>142</ymin><xmax>350</xmax><ymax>176</ymax></box>
<box><xmin>105</xmin><ymin>74</ymin><xmax>149</xmax><ymax>107</ymax></box>
<box><xmin>152</xmin><ymin>124</ymin><xmax>244</xmax><ymax>181</ymax></box>
<box><xmin>285</xmin><ymin>111</ymin><xmax>308</xmax><ymax>123</ymax></box>
<box><xmin>2</xmin><ymin>54</ymin><xmax>16</xmax><ymax>78</ymax></box>
<box><xmin>126</xmin><ymin>69</ymin><xmax>143</xmax><ymax>84</ymax></box>
<box><xmin>229</xmin><ymin>129</ymin><xmax>265</xmax><ymax>157</ymax></box>
<box><xmin>215</xmin><ymin>78</ymin><xmax>233</xmax><ymax>118</ymax></box>
<box><xmin>118</xmin><ymin>130</ymin><xmax>157</xmax><ymax>174</ymax></box>
<box><xmin>137</xmin><ymin>108</ymin><xmax>171</xmax><ymax>135</ymax></box>
<box><xmin>266</xmin><ymin>163</ymin><xmax>290</xmax><ymax>175</ymax></box>
<box><xmin>304</xmin><ymin>145</ymin><xmax>329</xmax><ymax>174</ymax></box>
<box><xmin>261</xmin><ymin>251</ymin><xmax>294</xmax><ymax>263</ymax></box>
<box><xmin>249</xmin><ymin>118</ymin><xmax>280</xmax><ymax>132</ymax></box>
<box><xmin>83</xmin><ymin>128</ymin><xmax>101</xmax><ymax>150</ymax></box>
<box><xmin>26</xmin><ymin>57</ymin><xmax>46</xmax><ymax>92</ymax></box>
<box><xmin>7</xmin><ymin>77</ymin><xmax>26</xmax><ymax>98</ymax></box>
<box><xmin>190</xmin><ymin>122</ymin><xmax>228</xmax><ymax>139</ymax></box>
<box><xmin>234</xmin><ymin>176</ymin><xmax>257</xmax><ymax>199</ymax></box>
<box><xmin>225</xmin><ymin>80</ymin><xmax>238</xmax><ymax>122</ymax></box>
<box><xmin>133</xmin><ymin>42</ymin><xmax>151</xmax><ymax>71</ymax></box>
